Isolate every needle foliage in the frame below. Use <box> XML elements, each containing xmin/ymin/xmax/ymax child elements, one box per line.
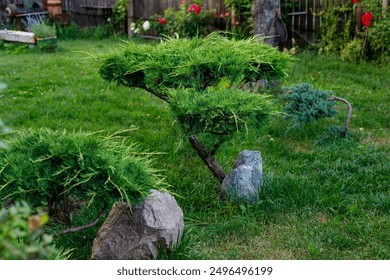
<box><xmin>0</xmin><ymin>129</ymin><xmax>166</xmax><ymax>221</ymax></box>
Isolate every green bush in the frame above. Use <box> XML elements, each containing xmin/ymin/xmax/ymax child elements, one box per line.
<box><xmin>283</xmin><ymin>83</ymin><xmax>337</xmax><ymax>128</ymax></box>
<box><xmin>368</xmin><ymin>15</ymin><xmax>390</xmax><ymax>64</ymax></box>
<box><xmin>0</xmin><ymin>129</ymin><xmax>166</xmax><ymax>222</ymax></box>
<box><xmin>0</xmin><ymin>201</ymin><xmax>71</xmax><ymax>259</ymax></box>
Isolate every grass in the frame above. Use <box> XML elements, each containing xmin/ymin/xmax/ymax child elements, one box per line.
<box><xmin>0</xmin><ymin>39</ymin><xmax>389</xmax><ymax>260</ymax></box>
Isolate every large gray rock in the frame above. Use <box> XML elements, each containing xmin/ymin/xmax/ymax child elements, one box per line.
<box><xmin>91</xmin><ymin>189</ymin><xmax>184</xmax><ymax>260</ymax></box>
<box><xmin>222</xmin><ymin>150</ymin><xmax>263</xmax><ymax>202</ymax></box>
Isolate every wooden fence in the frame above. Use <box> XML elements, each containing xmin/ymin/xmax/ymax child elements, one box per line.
<box><xmin>61</xmin><ymin>0</ymin><xmax>225</xmax><ymax>26</ymax></box>
<box><xmin>62</xmin><ymin>0</ymin><xmax>116</xmax><ymax>25</ymax></box>
<box><xmin>285</xmin><ymin>0</ymin><xmax>323</xmax><ymax>45</ymax></box>
<box><xmin>133</xmin><ymin>0</ymin><xmax>224</xmax><ymax>20</ymax></box>
<box><xmin>60</xmin><ymin>0</ymin><xmax>324</xmax><ymax>45</ymax></box>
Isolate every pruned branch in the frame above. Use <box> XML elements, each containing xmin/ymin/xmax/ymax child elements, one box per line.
<box><xmin>141</xmin><ymin>86</ymin><xmax>170</xmax><ymax>103</ymax></box>
<box><xmin>327</xmin><ymin>96</ymin><xmax>353</xmax><ymax>137</ymax></box>
<box><xmin>188</xmin><ymin>135</ymin><xmax>226</xmax><ymax>183</ymax></box>
<box><xmin>56</xmin><ymin>206</ymin><xmax>108</xmax><ymax>236</ymax></box>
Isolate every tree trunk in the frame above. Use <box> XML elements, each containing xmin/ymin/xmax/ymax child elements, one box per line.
<box><xmin>188</xmin><ymin>135</ymin><xmax>226</xmax><ymax>184</ymax></box>
<box><xmin>252</xmin><ymin>0</ymin><xmax>287</xmax><ymax>50</ymax></box>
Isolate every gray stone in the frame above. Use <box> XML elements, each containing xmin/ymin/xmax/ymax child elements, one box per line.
<box><xmin>222</xmin><ymin>150</ymin><xmax>263</xmax><ymax>202</ymax></box>
<box><xmin>91</xmin><ymin>189</ymin><xmax>184</xmax><ymax>260</ymax></box>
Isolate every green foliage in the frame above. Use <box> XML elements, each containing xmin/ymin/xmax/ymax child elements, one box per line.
<box><xmin>56</xmin><ymin>23</ymin><xmax>114</xmax><ymax>40</ymax></box>
<box><xmin>111</xmin><ymin>0</ymin><xmax>129</xmax><ymax>36</ymax></box>
<box><xmin>0</xmin><ymin>201</ymin><xmax>71</xmax><ymax>259</ymax></box>
<box><xmin>223</xmin><ymin>0</ymin><xmax>253</xmax><ymax>38</ymax></box>
<box><xmin>317</xmin><ymin>0</ymin><xmax>354</xmax><ymax>55</ymax></box>
<box><xmin>113</xmin><ymin>0</ymin><xmax>128</xmax><ymax>23</ymax></box>
<box><xmin>283</xmin><ymin>83</ymin><xmax>337</xmax><ymax>128</ymax></box>
<box><xmin>31</xmin><ymin>22</ymin><xmax>57</xmax><ymax>38</ymax></box>
<box><xmin>340</xmin><ymin>38</ymin><xmax>364</xmax><ymax>62</ymax></box>
<box><xmin>169</xmin><ymin>87</ymin><xmax>276</xmax><ymax>136</ymax></box>
<box><xmin>317</xmin><ymin>0</ymin><xmax>390</xmax><ymax>63</ymax></box>
<box><xmin>0</xmin><ymin>129</ymin><xmax>166</xmax><ymax>221</ymax></box>
<box><xmin>98</xmin><ymin>33</ymin><xmax>290</xmax><ymax>94</ymax></box>
<box><xmin>367</xmin><ymin>15</ymin><xmax>390</xmax><ymax>64</ymax></box>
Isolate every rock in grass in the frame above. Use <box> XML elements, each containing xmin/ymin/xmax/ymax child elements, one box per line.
<box><xmin>222</xmin><ymin>150</ymin><xmax>263</xmax><ymax>202</ymax></box>
<box><xmin>91</xmin><ymin>190</ymin><xmax>184</xmax><ymax>260</ymax></box>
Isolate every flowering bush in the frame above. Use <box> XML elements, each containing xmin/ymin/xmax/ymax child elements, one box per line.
<box><xmin>318</xmin><ymin>0</ymin><xmax>389</xmax><ymax>64</ymax></box>
<box><xmin>152</xmin><ymin>1</ymin><xmax>217</xmax><ymax>38</ymax></box>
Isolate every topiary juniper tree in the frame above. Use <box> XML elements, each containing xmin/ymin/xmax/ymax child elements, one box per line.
<box><xmin>98</xmin><ymin>33</ymin><xmax>290</xmax><ymax>192</ymax></box>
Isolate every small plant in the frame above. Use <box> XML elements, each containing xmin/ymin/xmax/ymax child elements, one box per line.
<box><xmin>283</xmin><ymin>83</ymin><xmax>337</xmax><ymax>129</ymax></box>
<box><xmin>0</xmin><ymin>201</ymin><xmax>71</xmax><ymax>259</ymax></box>
<box><xmin>283</xmin><ymin>83</ymin><xmax>353</xmax><ymax>139</ymax></box>
<box><xmin>31</xmin><ymin>22</ymin><xmax>57</xmax><ymax>38</ymax></box>
<box><xmin>0</xmin><ymin>128</ymin><xmax>166</xmax><ymax>233</ymax></box>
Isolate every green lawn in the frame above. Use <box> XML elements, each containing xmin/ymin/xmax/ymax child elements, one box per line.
<box><xmin>0</xmin><ymin>39</ymin><xmax>389</xmax><ymax>259</ymax></box>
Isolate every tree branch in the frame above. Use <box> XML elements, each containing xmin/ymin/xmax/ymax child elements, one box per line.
<box><xmin>141</xmin><ymin>86</ymin><xmax>170</xmax><ymax>103</ymax></box>
<box><xmin>188</xmin><ymin>135</ymin><xmax>226</xmax><ymax>183</ymax></box>
<box><xmin>327</xmin><ymin>96</ymin><xmax>353</xmax><ymax>137</ymax></box>
<box><xmin>55</xmin><ymin>206</ymin><xmax>108</xmax><ymax>236</ymax></box>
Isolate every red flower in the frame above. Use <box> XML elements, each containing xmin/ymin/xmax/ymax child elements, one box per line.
<box><xmin>361</xmin><ymin>12</ymin><xmax>374</xmax><ymax>28</ymax></box>
<box><xmin>158</xmin><ymin>17</ymin><xmax>167</xmax><ymax>24</ymax></box>
<box><xmin>188</xmin><ymin>4</ymin><xmax>201</xmax><ymax>15</ymax></box>
<box><xmin>353</xmin><ymin>0</ymin><xmax>358</xmax><ymax>4</ymax></box>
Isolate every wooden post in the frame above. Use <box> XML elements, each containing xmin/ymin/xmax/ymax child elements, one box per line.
<box><xmin>355</xmin><ymin>5</ymin><xmax>362</xmax><ymax>32</ymax></box>
<box><xmin>252</xmin><ymin>0</ymin><xmax>287</xmax><ymax>50</ymax></box>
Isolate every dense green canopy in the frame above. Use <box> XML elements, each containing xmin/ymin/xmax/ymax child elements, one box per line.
<box><xmin>98</xmin><ymin>33</ymin><xmax>290</xmax><ymax>93</ymax></box>
<box><xmin>98</xmin><ymin>34</ymin><xmax>290</xmax><ymax>138</ymax></box>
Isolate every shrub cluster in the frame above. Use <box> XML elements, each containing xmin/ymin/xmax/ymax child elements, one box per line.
<box><xmin>0</xmin><ymin>129</ymin><xmax>166</xmax><ymax>221</ymax></box>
